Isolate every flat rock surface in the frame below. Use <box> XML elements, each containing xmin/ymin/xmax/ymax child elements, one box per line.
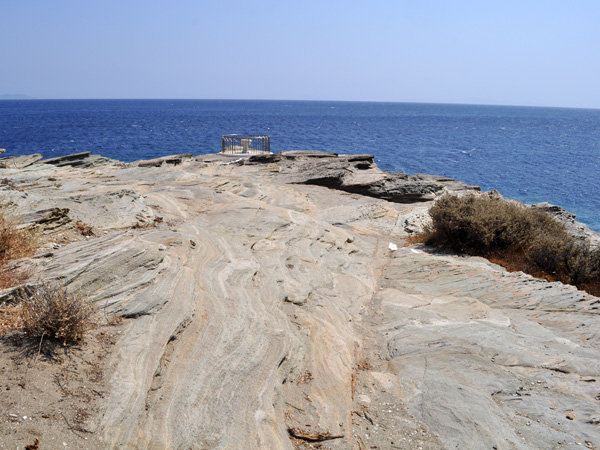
<box><xmin>0</xmin><ymin>152</ymin><xmax>598</xmax><ymax>449</ymax></box>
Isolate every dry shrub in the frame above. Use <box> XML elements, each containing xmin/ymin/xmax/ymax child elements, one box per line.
<box><xmin>425</xmin><ymin>194</ymin><xmax>566</xmax><ymax>254</ymax></box>
<box><xmin>0</xmin><ymin>204</ymin><xmax>38</xmax><ymax>288</ymax></box>
<box><xmin>75</xmin><ymin>220</ymin><xmax>94</xmax><ymax>236</ymax></box>
<box><xmin>422</xmin><ymin>194</ymin><xmax>600</xmax><ymax>296</ymax></box>
<box><xmin>17</xmin><ymin>283</ymin><xmax>94</xmax><ymax>345</ymax></box>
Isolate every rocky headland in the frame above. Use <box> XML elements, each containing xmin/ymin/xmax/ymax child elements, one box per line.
<box><xmin>0</xmin><ymin>151</ymin><xmax>599</xmax><ymax>450</ymax></box>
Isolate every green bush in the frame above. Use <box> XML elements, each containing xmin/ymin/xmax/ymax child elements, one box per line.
<box><xmin>423</xmin><ymin>194</ymin><xmax>600</xmax><ymax>296</ymax></box>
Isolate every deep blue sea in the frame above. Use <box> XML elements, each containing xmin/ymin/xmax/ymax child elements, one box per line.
<box><xmin>1</xmin><ymin>99</ymin><xmax>599</xmax><ymax>232</ymax></box>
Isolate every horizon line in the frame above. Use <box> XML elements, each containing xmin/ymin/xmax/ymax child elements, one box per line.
<box><xmin>1</xmin><ymin>97</ymin><xmax>599</xmax><ymax>111</ymax></box>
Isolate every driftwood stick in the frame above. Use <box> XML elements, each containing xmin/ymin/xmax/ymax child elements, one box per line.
<box><xmin>287</xmin><ymin>426</ymin><xmax>344</xmax><ymax>442</ymax></box>
<box><xmin>285</xmin><ymin>401</ymin><xmax>304</xmax><ymax>412</ymax></box>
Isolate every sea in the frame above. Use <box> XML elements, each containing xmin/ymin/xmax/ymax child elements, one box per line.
<box><xmin>1</xmin><ymin>99</ymin><xmax>599</xmax><ymax>232</ymax></box>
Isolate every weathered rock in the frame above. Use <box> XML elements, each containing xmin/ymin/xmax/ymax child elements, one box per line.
<box><xmin>400</xmin><ymin>209</ymin><xmax>432</xmax><ymax>234</ymax></box>
<box><xmin>344</xmin><ymin>153</ymin><xmax>375</xmax><ymax>162</ymax></box>
<box><xmin>274</xmin><ymin>153</ymin><xmax>478</xmax><ymax>203</ymax></box>
<box><xmin>40</xmin><ymin>151</ymin><xmax>120</xmax><ymax>168</ymax></box>
<box><xmin>136</xmin><ymin>159</ymin><xmax>163</xmax><ymax>167</ymax></box>
<box><xmin>246</xmin><ymin>153</ymin><xmax>281</xmax><ymax>164</ymax></box>
<box><xmin>410</xmin><ymin>173</ymin><xmax>480</xmax><ymax>192</ymax></box>
<box><xmin>40</xmin><ymin>151</ymin><xmax>92</xmax><ymax>165</ymax></box>
<box><xmin>25</xmin><ymin>207</ymin><xmax>72</xmax><ymax>232</ymax></box>
<box><xmin>279</xmin><ymin>150</ymin><xmax>338</xmax><ymax>159</ymax></box>
<box><xmin>0</xmin><ymin>153</ymin><xmax>43</xmax><ymax>168</ymax></box>
<box><xmin>133</xmin><ymin>153</ymin><xmax>195</xmax><ymax>167</ymax></box>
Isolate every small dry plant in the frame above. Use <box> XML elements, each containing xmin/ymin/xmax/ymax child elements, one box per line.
<box><xmin>75</xmin><ymin>220</ymin><xmax>94</xmax><ymax>236</ymax></box>
<box><xmin>0</xmin><ymin>204</ymin><xmax>38</xmax><ymax>289</ymax></box>
<box><xmin>17</xmin><ymin>283</ymin><xmax>95</xmax><ymax>345</ymax></box>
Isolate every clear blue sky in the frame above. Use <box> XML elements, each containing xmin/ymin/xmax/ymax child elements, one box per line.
<box><xmin>1</xmin><ymin>0</ymin><xmax>599</xmax><ymax>108</ymax></box>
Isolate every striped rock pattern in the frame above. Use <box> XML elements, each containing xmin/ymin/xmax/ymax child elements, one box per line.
<box><xmin>1</xmin><ymin>153</ymin><xmax>598</xmax><ymax>449</ymax></box>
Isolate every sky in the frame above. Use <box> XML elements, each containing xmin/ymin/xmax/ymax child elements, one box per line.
<box><xmin>1</xmin><ymin>0</ymin><xmax>599</xmax><ymax>108</ymax></box>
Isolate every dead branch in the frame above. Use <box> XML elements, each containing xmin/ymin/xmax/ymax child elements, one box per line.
<box><xmin>287</xmin><ymin>426</ymin><xmax>344</xmax><ymax>442</ymax></box>
<box><xmin>354</xmin><ymin>434</ymin><xmax>368</xmax><ymax>450</ymax></box>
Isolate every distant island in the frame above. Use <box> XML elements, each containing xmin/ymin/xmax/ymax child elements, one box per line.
<box><xmin>0</xmin><ymin>94</ymin><xmax>35</xmax><ymax>100</ymax></box>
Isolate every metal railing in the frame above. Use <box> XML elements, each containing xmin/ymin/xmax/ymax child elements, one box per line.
<box><xmin>222</xmin><ymin>134</ymin><xmax>271</xmax><ymax>155</ymax></box>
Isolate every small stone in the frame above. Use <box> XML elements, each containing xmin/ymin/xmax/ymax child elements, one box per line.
<box><xmin>566</xmin><ymin>412</ymin><xmax>575</xmax><ymax>420</ymax></box>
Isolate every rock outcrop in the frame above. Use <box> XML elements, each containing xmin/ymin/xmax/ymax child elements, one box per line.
<box><xmin>0</xmin><ymin>152</ymin><xmax>598</xmax><ymax>450</ymax></box>
<box><xmin>256</xmin><ymin>151</ymin><xmax>480</xmax><ymax>203</ymax></box>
